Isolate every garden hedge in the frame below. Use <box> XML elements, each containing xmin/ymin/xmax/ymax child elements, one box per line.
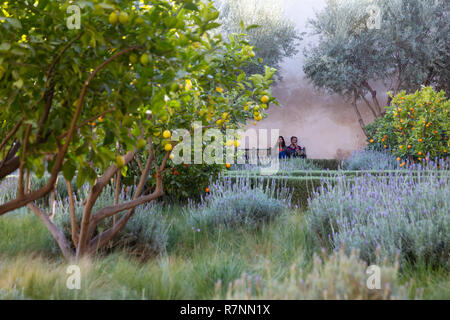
<box><xmin>227</xmin><ymin>175</ymin><xmax>336</xmax><ymax>208</ymax></box>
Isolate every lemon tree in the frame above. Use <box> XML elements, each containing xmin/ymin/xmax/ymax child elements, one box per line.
<box><xmin>0</xmin><ymin>0</ymin><xmax>277</xmax><ymax>259</ymax></box>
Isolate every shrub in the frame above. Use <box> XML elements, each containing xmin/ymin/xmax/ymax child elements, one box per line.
<box><xmin>310</xmin><ymin>159</ymin><xmax>341</xmax><ymax>170</ymax></box>
<box><xmin>187</xmin><ymin>176</ymin><xmax>291</xmax><ymax>231</ymax></box>
<box><xmin>128</xmin><ymin>152</ymin><xmax>223</xmax><ymax>203</ymax></box>
<box><xmin>306</xmin><ymin>169</ymin><xmax>450</xmax><ymax>269</ymax></box>
<box><xmin>215</xmin><ymin>247</ymin><xmax>420</xmax><ymax>300</ymax></box>
<box><xmin>344</xmin><ymin>149</ymin><xmax>400</xmax><ymax>171</ymax></box>
<box><xmin>53</xmin><ymin>185</ymin><xmax>170</xmax><ymax>257</ymax></box>
<box><xmin>112</xmin><ymin>204</ymin><xmax>170</xmax><ymax>259</ymax></box>
<box><xmin>0</xmin><ymin>176</ymin><xmax>17</xmax><ymax>203</ymax></box>
<box><xmin>279</xmin><ymin>158</ymin><xmax>321</xmax><ymax>171</ymax></box>
<box><xmin>367</xmin><ymin>87</ymin><xmax>449</xmax><ymax>163</ymax></box>
<box><xmin>224</xmin><ymin>175</ymin><xmax>333</xmax><ymax>208</ymax></box>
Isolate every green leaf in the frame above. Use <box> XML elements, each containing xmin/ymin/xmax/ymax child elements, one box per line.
<box><xmin>184</xmin><ymin>2</ymin><xmax>199</xmax><ymax>11</ymax></box>
<box><xmin>76</xmin><ymin>169</ymin><xmax>87</xmax><ymax>189</ymax></box>
<box><xmin>62</xmin><ymin>160</ymin><xmax>76</xmax><ymax>181</ymax></box>
<box><xmin>7</xmin><ymin>18</ymin><xmax>22</xmax><ymax>29</ymax></box>
<box><xmin>246</xmin><ymin>24</ymin><xmax>260</xmax><ymax>31</ymax></box>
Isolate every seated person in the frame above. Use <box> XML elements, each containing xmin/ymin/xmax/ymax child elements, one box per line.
<box><xmin>286</xmin><ymin>136</ymin><xmax>306</xmax><ymax>158</ymax></box>
<box><xmin>278</xmin><ymin>136</ymin><xmax>288</xmax><ymax>159</ymax></box>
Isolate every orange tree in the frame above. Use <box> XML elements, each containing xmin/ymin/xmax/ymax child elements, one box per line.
<box><xmin>0</xmin><ymin>0</ymin><xmax>277</xmax><ymax>259</ymax></box>
<box><xmin>367</xmin><ymin>87</ymin><xmax>449</xmax><ymax>164</ymax></box>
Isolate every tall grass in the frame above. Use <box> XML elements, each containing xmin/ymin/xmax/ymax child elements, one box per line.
<box><xmin>215</xmin><ymin>247</ymin><xmax>420</xmax><ymax>300</ymax></box>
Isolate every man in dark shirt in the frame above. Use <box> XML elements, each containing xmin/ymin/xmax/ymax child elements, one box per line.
<box><xmin>286</xmin><ymin>136</ymin><xmax>306</xmax><ymax>158</ymax></box>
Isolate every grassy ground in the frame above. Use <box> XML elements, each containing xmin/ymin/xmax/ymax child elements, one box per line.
<box><xmin>0</xmin><ymin>206</ymin><xmax>448</xmax><ymax>299</ymax></box>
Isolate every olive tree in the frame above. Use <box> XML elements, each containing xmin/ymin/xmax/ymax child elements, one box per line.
<box><xmin>0</xmin><ymin>0</ymin><xmax>277</xmax><ymax>260</ymax></box>
<box><xmin>303</xmin><ymin>0</ymin><xmax>449</xmax><ymax>136</ymax></box>
<box><xmin>214</xmin><ymin>0</ymin><xmax>302</xmax><ymax>80</ymax></box>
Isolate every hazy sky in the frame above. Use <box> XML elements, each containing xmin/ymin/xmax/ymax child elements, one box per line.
<box><xmin>280</xmin><ymin>0</ymin><xmax>327</xmax><ymax>74</ymax></box>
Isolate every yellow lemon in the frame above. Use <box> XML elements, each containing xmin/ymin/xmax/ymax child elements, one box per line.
<box><xmin>119</xmin><ymin>12</ymin><xmax>129</xmax><ymax>24</ymax></box>
<box><xmin>164</xmin><ymin>143</ymin><xmax>173</xmax><ymax>152</ymax></box>
<box><xmin>261</xmin><ymin>95</ymin><xmax>269</xmax><ymax>104</ymax></box>
<box><xmin>234</xmin><ymin>140</ymin><xmax>240</xmax><ymax>147</ymax></box>
<box><xmin>116</xmin><ymin>155</ymin><xmax>125</xmax><ymax>168</ymax></box>
<box><xmin>140</xmin><ymin>54</ymin><xmax>150</xmax><ymax>66</ymax></box>
<box><xmin>163</xmin><ymin>130</ymin><xmax>171</xmax><ymax>139</ymax></box>
<box><xmin>137</xmin><ymin>138</ymin><xmax>146</xmax><ymax>149</ymax></box>
<box><xmin>109</xmin><ymin>12</ymin><xmax>118</xmax><ymax>25</ymax></box>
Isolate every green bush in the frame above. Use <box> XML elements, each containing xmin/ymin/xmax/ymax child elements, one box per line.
<box><xmin>367</xmin><ymin>87</ymin><xmax>449</xmax><ymax>163</ymax></box>
<box><xmin>127</xmin><ymin>152</ymin><xmax>222</xmax><ymax>203</ymax></box>
<box><xmin>279</xmin><ymin>158</ymin><xmax>322</xmax><ymax>171</ymax></box>
<box><xmin>310</xmin><ymin>159</ymin><xmax>341</xmax><ymax>170</ymax></box>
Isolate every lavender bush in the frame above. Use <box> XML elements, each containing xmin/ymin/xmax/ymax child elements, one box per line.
<box><xmin>344</xmin><ymin>150</ymin><xmax>399</xmax><ymax>171</ymax></box>
<box><xmin>306</xmin><ymin>168</ymin><xmax>450</xmax><ymax>269</ymax></box>
<box><xmin>187</xmin><ymin>175</ymin><xmax>292</xmax><ymax>230</ymax></box>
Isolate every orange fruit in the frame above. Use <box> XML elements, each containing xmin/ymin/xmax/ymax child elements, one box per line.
<box><xmin>226</xmin><ymin>163</ymin><xmax>231</xmax><ymax>169</ymax></box>
<box><xmin>205</xmin><ymin>187</ymin><xmax>210</xmax><ymax>193</ymax></box>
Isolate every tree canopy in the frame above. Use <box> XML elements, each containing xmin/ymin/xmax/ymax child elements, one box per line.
<box><xmin>303</xmin><ymin>0</ymin><xmax>449</xmax><ymax>134</ymax></box>
<box><xmin>214</xmin><ymin>0</ymin><xmax>301</xmax><ymax>80</ymax></box>
<box><xmin>0</xmin><ymin>0</ymin><xmax>277</xmax><ymax>259</ymax></box>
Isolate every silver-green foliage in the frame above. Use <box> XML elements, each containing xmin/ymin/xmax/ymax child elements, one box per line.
<box><xmin>306</xmin><ymin>169</ymin><xmax>450</xmax><ymax>269</ymax></box>
<box><xmin>344</xmin><ymin>150</ymin><xmax>400</xmax><ymax>171</ymax></box>
<box><xmin>304</xmin><ymin>0</ymin><xmax>449</xmax><ymax>98</ymax></box>
<box><xmin>215</xmin><ymin>0</ymin><xmax>301</xmax><ymax>79</ymax></box>
<box><xmin>53</xmin><ymin>185</ymin><xmax>170</xmax><ymax>256</ymax></box>
<box><xmin>187</xmin><ymin>175</ymin><xmax>292</xmax><ymax>230</ymax></box>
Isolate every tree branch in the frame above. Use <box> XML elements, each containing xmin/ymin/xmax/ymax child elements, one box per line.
<box><xmin>0</xmin><ymin>46</ymin><xmax>142</xmax><ymax>216</ymax></box>
<box><xmin>27</xmin><ymin>202</ymin><xmax>74</xmax><ymax>260</ymax></box>
<box><xmin>66</xmin><ymin>179</ymin><xmax>80</xmax><ymax>247</ymax></box>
